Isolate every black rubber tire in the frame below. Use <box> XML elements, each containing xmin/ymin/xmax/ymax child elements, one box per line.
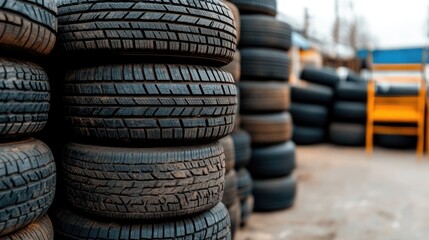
<box><xmin>332</xmin><ymin>101</ymin><xmax>367</xmax><ymax>123</ymax></box>
<box><xmin>63</xmin><ymin>141</ymin><xmax>225</xmax><ymax>220</ymax></box>
<box><xmin>64</xmin><ymin>64</ymin><xmax>237</xmax><ymax>145</ymax></box>
<box><xmin>0</xmin><ymin>58</ymin><xmax>50</xmax><ymax>138</ymax></box>
<box><xmin>241</xmin><ymin>48</ymin><xmax>290</xmax><ymax>81</ymax></box>
<box><xmin>346</xmin><ymin>71</ymin><xmax>366</xmax><ymax>82</ymax></box>
<box><xmin>230</xmin><ymin>0</ymin><xmax>277</xmax><ymax>16</ymax></box>
<box><xmin>239</xmin><ymin>82</ymin><xmax>290</xmax><ymax>113</ymax></box>
<box><xmin>293</xmin><ymin>126</ymin><xmax>326</xmax><ymax>145</ymax></box>
<box><xmin>54</xmin><ymin>203</ymin><xmax>231</xmax><ymax>239</ymax></box>
<box><xmin>223</xmin><ymin>1</ymin><xmax>241</xmax><ymax>43</ymax></box>
<box><xmin>329</xmin><ymin>122</ymin><xmax>365</xmax><ymax>146</ymax></box>
<box><xmin>228</xmin><ymin>200</ymin><xmax>241</xmax><ymax>239</ymax></box>
<box><xmin>222</xmin><ymin>170</ymin><xmax>238</xmax><ymax>208</ymax></box>
<box><xmin>336</xmin><ymin>81</ymin><xmax>367</xmax><ymax>102</ymax></box>
<box><xmin>237</xmin><ymin>168</ymin><xmax>253</xmax><ymax>201</ymax></box>
<box><xmin>375</xmin><ymin>134</ymin><xmax>417</xmax><ymax>149</ymax></box>
<box><xmin>240</xmin><ymin>196</ymin><xmax>254</xmax><ymax>227</ymax></box>
<box><xmin>376</xmin><ymin>83</ymin><xmax>419</xmax><ymax>96</ymax></box>
<box><xmin>291</xmin><ymin>84</ymin><xmax>334</xmax><ymax>105</ymax></box>
<box><xmin>253</xmin><ymin>175</ymin><xmax>296</xmax><ymax>212</ymax></box>
<box><xmin>232</xmin><ymin>129</ymin><xmax>252</xmax><ymax>169</ymax></box>
<box><xmin>0</xmin><ymin>0</ymin><xmax>57</xmax><ymax>56</ymax></box>
<box><xmin>220</xmin><ymin>135</ymin><xmax>236</xmax><ymax>173</ymax></box>
<box><xmin>300</xmin><ymin>67</ymin><xmax>340</xmax><ymax>88</ymax></box>
<box><xmin>2</xmin><ymin>215</ymin><xmax>54</xmax><ymax>240</ymax></box>
<box><xmin>249</xmin><ymin>141</ymin><xmax>296</xmax><ymax>179</ymax></box>
<box><xmin>222</xmin><ymin>49</ymin><xmax>241</xmax><ymax>83</ymax></box>
<box><xmin>240</xmin><ymin>15</ymin><xmax>292</xmax><ymax>51</ymax></box>
<box><xmin>57</xmin><ymin>0</ymin><xmax>236</xmax><ymax>66</ymax></box>
<box><xmin>290</xmin><ymin>103</ymin><xmax>329</xmax><ymax>128</ymax></box>
<box><xmin>0</xmin><ymin>139</ymin><xmax>56</xmax><ymax>236</ymax></box>
<box><xmin>241</xmin><ymin>112</ymin><xmax>293</xmax><ymax>145</ymax></box>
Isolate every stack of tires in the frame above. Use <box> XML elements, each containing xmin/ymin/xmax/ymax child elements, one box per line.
<box><xmin>291</xmin><ymin>67</ymin><xmax>339</xmax><ymax>145</ymax></box>
<box><xmin>233</xmin><ymin>0</ymin><xmax>297</xmax><ymax>212</ymax></box>
<box><xmin>329</xmin><ymin>81</ymin><xmax>367</xmax><ymax>146</ymax></box>
<box><xmin>221</xmin><ymin>0</ymin><xmax>254</xmax><ymax>234</ymax></box>
<box><xmin>0</xmin><ymin>1</ymin><xmax>57</xmax><ymax>239</ymax></box>
<box><xmin>53</xmin><ymin>0</ymin><xmax>238</xmax><ymax>239</ymax></box>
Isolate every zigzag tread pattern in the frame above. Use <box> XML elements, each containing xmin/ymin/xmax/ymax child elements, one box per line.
<box><xmin>0</xmin><ymin>0</ymin><xmax>57</xmax><ymax>55</ymax></box>
<box><xmin>64</xmin><ymin>64</ymin><xmax>238</xmax><ymax>143</ymax></box>
<box><xmin>57</xmin><ymin>0</ymin><xmax>237</xmax><ymax>64</ymax></box>
<box><xmin>0</xmin><ymin>139</ymin><xmax>56</xmax><ymax>236</ymax></box>
<box><xmin>0</xmin><ymin>58</ymin><xmax>50</xmax><ymax>137</ymax></box>
<box><xmin>54</xmin><ymin>203</ymin><xmax>231</xmax><ymax>240</ymax></box>
<box><xmin>63</xmin><ymin>141</ymin><xmax>226</xmax><ymax>220</ymax></box>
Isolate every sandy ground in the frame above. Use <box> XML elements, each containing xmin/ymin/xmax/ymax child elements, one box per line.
<box><xmin>236</xmin><ymin>145</ymin><xmax>429</xmax><ymax>240</ymax></box>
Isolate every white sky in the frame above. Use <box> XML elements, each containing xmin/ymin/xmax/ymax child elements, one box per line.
<box><xmin>278</xmin><ymin>0</ymin><xmax>429</xmax><ymax>48</ymax></box>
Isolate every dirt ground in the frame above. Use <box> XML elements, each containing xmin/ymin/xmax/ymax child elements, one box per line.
<box><xmin>236</xmin><ymin>145</ymin><xmax>429</xmax><ymax>240</ymax></box>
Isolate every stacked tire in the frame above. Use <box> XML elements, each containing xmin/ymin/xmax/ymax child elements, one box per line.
<box><xmin>221</xmin><ymin>1</ymin><xmax>253</xmax><ymax>234</ymax></box>
<box><xmin>0</xmin><ymin>1</ymin><xmax>57</xmax><ymax>239</ymax></box>
<box><xmin>330</xmin><ymin>81</ymin><xmax>367</xmax><ymax>146</ymax></box>
<box><xmin>291</xmin><ymin>67</ymin><xmax>339</xmax><ymax>145</ymax></box>
<box><xmin>53</xmin><ymin>0</ymin><xmax>238</xmax><ymax>239</ymax></box>
<box><xmin>233</xmin><ymin>0</ymin><xmax>297</xmax><ymax>212</ymax></box>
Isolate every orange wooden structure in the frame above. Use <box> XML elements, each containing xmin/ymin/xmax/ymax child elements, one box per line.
<box><xmin>366</xmin><ymin>77</ymin><xmax>426</xmax><ymax>156</ymax></box>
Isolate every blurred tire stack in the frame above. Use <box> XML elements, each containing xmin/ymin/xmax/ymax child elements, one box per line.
<box><xmin>0</xmin><ymin>0</ymin><xmax>57</xmax><ymax>239</ymax></box>
<box><xmin>292</xmin><ymin>67</ymin><xmax>339</xmax><ymax>145</ymax></box>
<box><xmin>232</xmin><ymin>0</ymin><xmax>297</xmax><ymax>212</ymax></box>
<box><xmin>221</xmin><ymin>1</ymin><xmax>247</xmax><ymax>236</ymax></box>
<box><xmin>53</xmin><ymin>0</ymin><xmax>238</xmax><ymax>238</ymax></box>
<box><xmin>329</xmin><ymin>81</ymin><xmax>367</xmax><ymax>146</ymax></box>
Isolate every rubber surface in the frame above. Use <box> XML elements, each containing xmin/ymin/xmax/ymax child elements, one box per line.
<box><xmin>291</xmin><ymin>84</ymin><xmax>334</xmax><ymax>105</ymax></box>
<box><xmin>241</xmin><ymin>112</ymin><xmax>293</xmax><ymax>145</ymax></box>
<box><xmin>223</xmin><ymin>1</ymin><xmax>241</xmax><ymax>43</ymax></box>
<box><xmin>57</xmin><ymin>0</ymin><xmax>237</xmax><ymax>66</ymax></box>
<box><xmin>240</xmin><ymin>196</ymin><xmax>254</xmax><ymax>227</ymax></box>
<box><xmin>2</xmin><ymin>215</ymin><xmax>54</xmax><ymax>240</ymax></box>
<box><xmin>240</xmin><ymin>15</ymin><xmax>292</xmax><ymax>50</ymax></box>
<box><xmin>335</xmin><ymin>81</ymin><xmax>367</xmax><ymax>102</ymax></box>
<box><xmin>293</xmin><ymin>126</ymin><xmax>326</xmax><ymax>145</ymax></box>
<box><xmin>249</xmin><ymin>141</ymin><xmax>296</xmax><ymax>179</ymax></box>
<box><xmin>241</xmin><ymin>48</ymin><xmax>290</xmax><ymax>81</ymax></box>
<box><xmin>332</xmin><ymin>101</ymin><xmax>366</xmax><ymax>123</ymax></box>
<box><xmin>329</xmin><ymin>122</ymin><xmax>366</xmax><ymax>146</ymax></box>
<box><xmin>376</xmin><ymin>83</ymin><xmax>419</xmax><ymax>96</ymax></box>
<box><xmin>0</xmin><ymin>139</ymin><xmax>56</xmax><ymax>236</ymax></box>
<box><xmin>300</xmin><ymin>67</ymin><xmax>340</xmax><ymax>88</ymax></box>
<box><xmin>0</xmin><ymin>58</ymin><xmax>50</xmax><ymax>138</ymax></box>
<box><xmin>239</xmin><ymin>82</ymin><xmax>290</xmax><ymax>112</ymax></box>
<box><xmin>228</xmin><ymin>199</ymin><xmax>241</xmax><ymax>239</ymax></box>
<box><xmin>253</xmin><ymin>175</ymin><xmax>296</xmax><ymax>212</ymax></box>
<box><xmin>232</xmin><ymin>129</ymin><xmax>252</xmax><ymax>169</ymax></box>
<box><xmin>64</xmin><ymin>64</ymin><xmax>237</xmax><ymax>145</ymax></box>
<box><xmin>230</xmin><ymin>0</ymin><xmax>277</xmax><ymax>16</ymax></box>
<box><xmin>222</xmin><ymin>170</ymin><xmax>238</xmax><ymax>208</ymax></box>
<box><xmin>290</xmin><ymin>103</ymin><xmax>329</xmax><ymax>128</ymax></box>
<box><xmin>54</xmin><ymin>203</ymin><xmax>231</xmax><ymax>239</ymax></box>
<box><xmin>222</xmin><ymin>49</ymin><xmax>241</xmax><ymax>83</ymax></box>
<box><xmin>375</xmin><ymin>134</ymin><xmax>417</xmax><ymax>149</ymax></box>
<box><xmin>63</xmin><ymin>141</ymin><xmax>225</xmax><ymax>220</ymax></box>
<box><xmin>237</xmin><ymin>168</ymin><xmax>253</xmax><ymax>201</ymax></box>
<box><xmin>220</xmin><ymin>135</ymin><xmax>236</xmax><ymax>173</ymax></box>
<box><xmin>0</xmin><ymin>0</ymin><xmax>57</xmax><ymax>56</ymax></box>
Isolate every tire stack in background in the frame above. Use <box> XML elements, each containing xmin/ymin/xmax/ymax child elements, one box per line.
<box><xmin>52</xmin><ymin>0</ymin><xmax>238</xmax><ymax>238</ymax></box>
<box><xmin>232</xmin><ymin>0</ymin><xmax>297</xmax><ymax>212</ymax></box>
<box><xmin>221</xmin><ymin>1</ymin><xmax>247</xmax><ymax>236</ymax></box>
<box><xmin>0</xmin><ymin>1</ymin><xmax>57</xmax><ymax>239</ymax></box>
<box><xmin>291</xmin><ymin>67</ymin><xmax>339</xmax><ymax>145</ymax></box>
<box><xmin>329</xmin><ymin>81</ymin><xmax>367</xmax><ymax>146</ymax></box>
